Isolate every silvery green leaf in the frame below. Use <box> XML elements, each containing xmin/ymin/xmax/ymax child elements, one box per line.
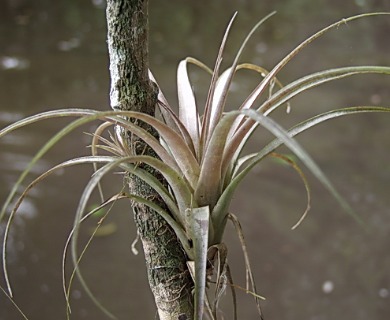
<box><xmin>185</xmin><ymin>206</ymin><xmax>210</xmax><ymax>320</ymax></box>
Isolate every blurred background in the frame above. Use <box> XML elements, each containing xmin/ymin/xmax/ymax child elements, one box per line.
<box><xmin>1</xmin><ymin>0</ymin><xmax>389</xmax><ymax>319</ymax></box>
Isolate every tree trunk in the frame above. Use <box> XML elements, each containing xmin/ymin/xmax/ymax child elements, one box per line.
<box><xmin>105</xmin><ymin>1</ymin><xmax>194</xmax><ymax>319</ymax></box>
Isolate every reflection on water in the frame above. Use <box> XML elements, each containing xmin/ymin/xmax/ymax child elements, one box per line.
<box><xmin>1</xmin><ymin>0</ymin><xmax>390</xmax><ymax>319</ymax></box>
<box><xmin>0</xmin><ymin>56</ymin><xmax>30</xmax><ymax>70</ymax></box>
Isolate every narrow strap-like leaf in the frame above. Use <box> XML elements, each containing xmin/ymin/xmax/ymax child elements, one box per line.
<box><xmin>260</xmin><ymin>66</ymin><xmax>390</xmax><ymax>116</ymax></box>
<box><xmin>227</xmin><ymin>63</ymin><xmax>288</xmax><ymax>141</ymax></box>
<box><xmin>177</xmin><ymin>58</ymin><xmax>201</xmax><ymax>155</ymax></box>
<box><xmin>114</xmin><ymin>111</ymin><xmax>200</xmax><ymax>189</ymax></box>
<box><xmin>69</xmin><ymin>159</ymin><xmax>191</xmax><ymax>319</ymax></box>
<box><xmin>214</xmin><ymin>107</ymin><xmax>390</xmax><ymax>235</ymax></box>
<box><xmin>226</xmin><ymin>13</ymin><xmax>390</xmax><ymax>168</ymax></box>
<box><xmin>195</xmin><ymin>112</ymin><xmax>238</xmax><ymax>209</ymax></box>
<box><xmin>269</xmin><ymin>153</ymin><xmax>311</xmax><ymax>229</ymax></box>
<box><xmin>0</xmin><ymin>286</ymin><xmax>29</xmax><ymax>320</ymax></box>
<box><xmin>0</xmin><ymin>109</ymin><xmax>200</xmax><ymax>204</ymax></box>
<box><xmin>0</xmin><ymin>113</ymin><xmax>95</xmax><ymax>223</ymax></box>
<box><xmin>201</xmin><ymin>12</ymin><xmax>238</xmax><ymax>157</ymax></box>
<box><xmin>234</xmin><ymin>106</ymin><xmax>390</xmax><ymax>183</ymax></box>
<box><xmin>229</xmin><ymin>213</ymin><xmax>264</xmax><ymax>319</ymax></box>
<box><xmin>238</xmin><ymin>13</ymin><xmax>390</xmax><ymax>116</ymax></box>
<box><xmin>185</xmin><ymin>206</ymin><xmax>210</xmax><ymax>320</ymax></box>
<box><xmin>148</xmin><ymin>69</ymin><xmax>181</xmax><ymax>135</ymax></box>
<box><xmin>157</xmin><ymin>100</ymin><xmax>196</xmax><ymax>155</ymax></box>
<box><xmin>206</xmin><ymin>11</ymin><xmax>276</xmax><ymax>148</ymax></box>
<box><xmin>224</xmin><ymin>66</ymin><xmax>390</xmax><ymax>179</ymax></box>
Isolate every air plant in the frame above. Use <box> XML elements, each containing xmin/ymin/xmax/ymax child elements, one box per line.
<box><xmin>1</xmin><ymin>11</ymin><xmax>390</xmax><ymax>320</ymax></box>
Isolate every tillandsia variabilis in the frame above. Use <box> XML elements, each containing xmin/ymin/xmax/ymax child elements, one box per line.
<box><xmin>1</xmin><ymin>11</ymin><xmax>390</xmax><ymax>320</ymax></box>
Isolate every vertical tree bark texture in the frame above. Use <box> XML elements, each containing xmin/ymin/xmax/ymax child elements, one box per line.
<box><xmin>106</xmin><ymin>1</ymin><xmax>194</xmax><ymax>319</ymax></box>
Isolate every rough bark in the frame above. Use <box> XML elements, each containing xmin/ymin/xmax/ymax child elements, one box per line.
<box><xmin>106</xmin><ymin>1</ymin><xmax>194</xmax><ymax>319</ymax></box>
